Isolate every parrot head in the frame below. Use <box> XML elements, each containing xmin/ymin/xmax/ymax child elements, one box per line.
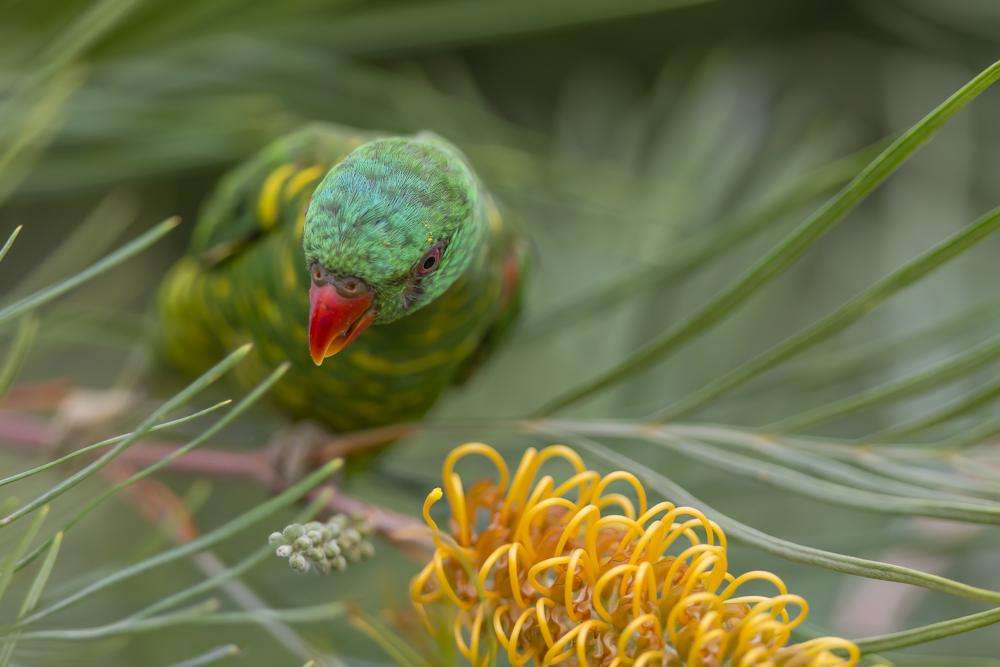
<box><xmin>301</xmin><ymin>135</ymin><xmax>485</xmax><ymax>365</ymax></box>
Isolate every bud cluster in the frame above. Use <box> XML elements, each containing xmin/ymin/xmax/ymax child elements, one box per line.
<box><xmin>268</xmin><ymin>513</ymin><xmax>375</xmax><ymax>574</ymax></box>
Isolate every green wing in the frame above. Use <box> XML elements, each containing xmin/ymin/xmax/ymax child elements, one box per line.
<box><xmin>191</xmin><ymin>124</ymin><xmax>379</xmax><ymax>266</ymax></box>
<box><xmin>454</xmin><ymin>196</ymin><xmax>531</xmax><ymax>384</ymax></box>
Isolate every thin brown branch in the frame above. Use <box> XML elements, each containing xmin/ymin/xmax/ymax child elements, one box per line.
<box><xmin>0</xmin><ymin>408</ymin><xmax>431</xmax><ymax>553</ymax></box>
<box><xmin>0</xmin><ymin>378</ymin><xmax>73</xmax><ymax>411</ymax></box>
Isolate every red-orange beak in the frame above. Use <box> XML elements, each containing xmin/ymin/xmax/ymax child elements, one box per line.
<box><xmin>308</xmin><ymin>283</ymin><xmax>374</xmax><ymax>365</ymax></box>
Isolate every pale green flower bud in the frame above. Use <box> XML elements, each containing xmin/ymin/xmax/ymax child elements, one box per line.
<box><xmin>283</xmin><ymin>524</ymin><xmax>305</xmax><ymax>541</ymax></box>
<box><xmin>289</xmin><ymin>553</ymin><xmax>309</xmax><ymax>574</ymax></box>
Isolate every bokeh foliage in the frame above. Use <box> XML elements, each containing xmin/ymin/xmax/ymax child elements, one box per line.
<box><xmin>3</xmin><ymin>0</ymin><xmax>1000</xmax><ymax>665</ymax></box>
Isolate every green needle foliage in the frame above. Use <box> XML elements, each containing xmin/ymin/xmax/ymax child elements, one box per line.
<box><xmin>0</xmin><ymin>507</ymin><xmax>49</xmax><ymax>609</ymax></box>
<box><xmin>0</xmin><ymin>313</ymin><xmax>37</xmax><ymax>403</ymax></box>
<box><xmin>14</xmin><ymin>363</ymin><xmax>288</xmax><ymax>571</ymax></box>
<box><xmin>0</xmin><ymin>226</ymin><xmax>19</xmax><ymax>265</ymax></box>
<box><xmin>0</xmin><ymin>531</ymin><xmax>62</xmax><ymax>667</ymax></box>
<box><xmin>537</xmin><ymin>58</ymin><xmax>1000</xmax><ymax>416</ymax></box>
<box><xmin>4</xmin><ymin>1</ymin><xmax>1000</xmax><ymax>665</ymax></box>
<box><xmin>0</xmin><ymin>343</ymin><xmax>248</xmax><ymax>528</ymax></box>
<box><xmin>768</xmin><ymin>331</ymin><xmax>1000</xmax><ymax>433</ymax></box>
<box><xmin>656</xmin><ymin>203</ymin><xmax>1000</xmax><ymax>422</ymax></box>
<box><xmin>516</xmin><ymin>141</ymin><xmax>885</xmax><ymax>344</ymax></box>
<box><xmin>163</xmin><ymin>645</ymin><xmax>241</xmax><ymax>667</ymax></box>
<box><xmin>855</xmin><ymin>607</ymin><xmax>1000</xmax><ymax>655</ymax></box>
<box><xmin>0</xmin><ymin>400</ymin><xmax>232</xmax><ymax>489</ymax></box>
<box><xmin>573</xmin><ymin>435</ymin><xmax>1000</xmax><ymax>606</ymax></box>
<box><xmin>12</xmin><ymin>457</ymin><xmax>342</xmax><ymax>627</ymax></box>
<box><xmin>0</xmin><ymin>217</ymin><xmax>179</xmax><ymax>326</ymax></box>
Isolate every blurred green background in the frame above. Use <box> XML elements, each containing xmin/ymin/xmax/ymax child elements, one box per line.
<box><xmin>2</xmin><ymin>0</ymin><xmax>1000</xmax><ymax>665</ymax></box>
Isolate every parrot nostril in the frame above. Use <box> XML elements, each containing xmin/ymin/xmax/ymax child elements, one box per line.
<box><xmin>335</xmin><ymin>276</ymin><xmax>367</xmax><ymax>299</ymax></box>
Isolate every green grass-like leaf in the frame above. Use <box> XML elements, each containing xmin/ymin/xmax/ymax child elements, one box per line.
<box><xmin>0</xmin><ymin>226</ymin><xmax>21</xmax><ymax>265</ymax></box>
<box><xmin>656</xmin><ymin>203</ymin><xmax>1000</xmax><ymax>421</ymax></box>
<box><xmin>866</xmin><ymin>375</ymin><xmax>1000</xmax><ymax>442</ymax></box>
<box><xmin>0</xmin><ymin>400</ymin><xmax>232</xmax><ymax>489</ymax></box>
<box><xmin>941</xmin><ymin>413</ymin><xmax>1000</xmax><ymax>451</ymax></box>
<box><xmin>0</xmin><ymin>343</ymin><xmax>249</xmax><ymax>528</ymax></box>
<box><xmin>15</xmin><ymin>363</ymin><xmax>287</xmax><ymax>571</ymax></box>
<box><xmin>8</xmin><ymin>190</ymin><xmax>138</xmax><ymax>300</ymax></box>
<box><xmin>15</xmin><ymin>457</ymin><xmax>342</xmax><ymax>627</ymax></box>
<box><xmin>0</xmin><ymin>531</ymin><xmax>63</xmax><ymax>667</ymax></box>
<box><xmin>662</xmin><ymin>423</ymin><xmax>963</xmax><ymax>500</ymax></box>
<box><xmin>779</xmin><ymin>435</ymin><xmax>1000</xmax><ymax>499</ymax></box>
<box><xmin>671</xmin><ymin>424</ymin><xmax>1000</xmax><ymax>502</ymax></box>
<box><xmin>164</xmin><ymin>645</ymin><xmax>241</xmax><ymax>667</ymax></box>
<box><xmin>0</xmin><ymin>216</ymin><xmax>179</xmax><ymax>326</ymax></box>
<box><xmin>570</xmin><ymin>434</ymin><xmax>1000</xmax><ymax>605</ymax></box>
<box><xmin>0</xmin><ymin>314</ymin><xmax>38</xmax><ymax>404</ymax></box>
<box><xmin>0</xmin><ymin>506</ymin><xmax>49</xmax><ymax>609</ymax></box>
<box><xmin>517</xmin><ymin>145</ymin><xmax>880</xmax><ymax>343</ymax></box>
<box><xmin>134</xmin><ymin>487</ymin><xmax>334</xmax><ymax>620</ymax></box>
<box><xmin>768</xmin><ymin>330</ymin><xmax>1000</xmax><ymax>432</ymax></box>
<box><xmin>616</xmin><ymin>426</ymin><xmax>1000</xmax><ymax>524</ymax></box>
<box><xmin>856</xmin><ymin>606</ymin><xmax>1000</xmax><ymax>655</ymax></box>
<box><xmin>536</xmin><ymin>58</ymin><xmax>1000</xmax><ymax>416</ymax></box>
<box><xmin>349</xmin><ymin>610</ymin><xmax>430</xmax><ymax>667</ymax></box>
<box><xmin>4</xmin><ymin>601</ymin><xmax>345</xmax><ymax>642</ymax></box>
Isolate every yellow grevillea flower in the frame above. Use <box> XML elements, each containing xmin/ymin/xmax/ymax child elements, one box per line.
<box><xmin>411</xmin><ymin>443</ymin><xmax>859</xmax><ymax>667</ymax></box>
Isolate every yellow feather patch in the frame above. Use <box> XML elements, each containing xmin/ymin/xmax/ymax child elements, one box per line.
<box><xmin>258</xmin><ymin>164</ymin><xmax>296</xmax><ymax>230</ymax></box>
<box><xmin>348</xmin><ymin>349</ymin><xmax>454</xmax><ymax>375</ymax></box>
<box><xmin>282</xmin><ymin>258</ymin><xmax>299</xmax><ymax>293</ymax></box>
<box><xmin>487</xmin><ymin>197</ymin><xmax>503</xmax><ymax>234</ymax></box>
<box><xmin>284</xmin><ymin>165</ymin><xmax>325</xmax><ymax>200</ymax></box>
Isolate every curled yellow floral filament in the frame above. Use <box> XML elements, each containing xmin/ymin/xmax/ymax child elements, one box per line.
<box><xmin>412</xmin><ymin>443</ymin><xmax>859</xmax><ymax>667</ymax></box>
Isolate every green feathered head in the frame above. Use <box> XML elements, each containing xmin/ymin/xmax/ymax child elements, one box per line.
<box><xmin>302</xmin><ymin>135</ymin><xmax>486</xmax><ymax>364</ymax></box>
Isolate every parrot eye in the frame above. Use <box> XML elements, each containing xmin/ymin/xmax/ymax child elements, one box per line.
<box><xmin>418</xmin><ymin>249</ymin><xmax>440</xmax><ymax>275</ymax></box>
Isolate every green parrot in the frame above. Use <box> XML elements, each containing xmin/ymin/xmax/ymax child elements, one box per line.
<box><xmin>158</xmin><ymin>124</ymin><xmax>528</xmax><ymax>441</ymax></box>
